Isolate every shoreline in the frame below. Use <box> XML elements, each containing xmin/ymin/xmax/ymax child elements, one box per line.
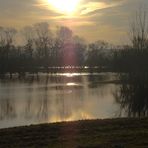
<box><xmin>0</xmin><ymin>118</ymin><xmax>148</xmax><ymax>148</ymax></box>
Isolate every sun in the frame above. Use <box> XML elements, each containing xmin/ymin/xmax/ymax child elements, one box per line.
<box><xmin>47</xmin><ymin>0</ymin><xmax>80</xmax><ymax>14</ymax></box>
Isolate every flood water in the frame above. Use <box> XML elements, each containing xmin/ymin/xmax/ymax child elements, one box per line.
<box><xmin>0</xmin><ymin>72</ymin><xmax>121</xmax><ymax>128</ymax></box>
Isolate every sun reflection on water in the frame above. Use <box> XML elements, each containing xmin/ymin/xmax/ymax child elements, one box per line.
<box><xmin>60</xmin><ymin>73</ymin><xmax>80</xmax><ymax>77</ymax></box>
<box><xmin>66</xmin><ymin>83</ymin><xmax>78</xmax><ymax>86</ymax></box>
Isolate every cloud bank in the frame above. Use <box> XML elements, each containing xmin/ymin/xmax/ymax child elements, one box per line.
<box><xmin>0</xmin><ymin>0</ymin><xmax>147</xmax><ymax>43</ymax></box>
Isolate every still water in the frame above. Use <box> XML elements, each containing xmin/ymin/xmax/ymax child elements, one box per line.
<box><xmin>0</xmin><ymin>72</ymin><xmax>121</xmax><ymax>129</ymax></box>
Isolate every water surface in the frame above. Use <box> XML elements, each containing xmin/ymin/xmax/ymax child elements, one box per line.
<box><xmin>0</xmin><ymin>72</ymin><xmax>120</xmax><ymax>128</ymax></box>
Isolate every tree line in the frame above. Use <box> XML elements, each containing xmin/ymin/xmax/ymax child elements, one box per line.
<box><xmin>0</xmin><ymin>22</ymin><xmax>114</xmax><ymax>77</ymax></box>
<box><xmin>0</xmin><ymin>10</ymin><xmax>148</xmax><ymax>78</ymax></box>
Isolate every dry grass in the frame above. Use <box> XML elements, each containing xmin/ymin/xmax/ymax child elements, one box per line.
<box><xmin>0</xmin><ymin>118</ymin><xmax>148</xmax><ymax>148</ymax></box>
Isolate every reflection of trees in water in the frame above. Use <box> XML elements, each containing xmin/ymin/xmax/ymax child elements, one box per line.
<box><xmin>24</xmin><ymin>75</ymin><xmax>50</xmax><ymax>120</ymax></box>
<box><xmin>116</xmin><ymin>73</ymin><xmax>148</xmax><ymax>117</ymax></box>
<box><xmin>0</xmin><ymin>74</ymin><xmax>84</xmax><ymax>121</ymax></box>
<box><xmin>53</xmin><ymin>75</ymin><xmax>84</xmax><ymax>121</ymax></box>
<box><xmin>0</xmin><ymin>76</ymin><xmax>50</xmax><ymax>121</ymax></box>
<box><xmin>24</xmin><ymin>76</ymin><xmax>36</xmax><ymax>119</ymax></box>
<box><xmin>88</xmin><ymin>74</ymin><xmax>110</xmax><ymax>88</ymax></box>
<box><xmin>0</xmin><ymin>98</ymin><xmax>16</xmax><ymax>120</ymax></box>
<box><xmin>37</xmin><ymin>76</ymin><xmax>49</xmax><ymax>120</ymax></box>
<box><xmin>26</xmin><ymin>74</ymin><xmax>82</xmax><ymax>121</ymax></box>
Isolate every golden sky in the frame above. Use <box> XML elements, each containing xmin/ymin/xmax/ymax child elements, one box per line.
<box><xmin>0</xmin><ymin>0</ymin><xmax>147</xmax><ymax>44</ymax></box>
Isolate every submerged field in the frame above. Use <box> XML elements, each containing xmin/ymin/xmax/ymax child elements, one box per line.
<box><xmin>0</xmin><ymin>118</ymin><xmax>148</xmax><ymax>148</ymax></box>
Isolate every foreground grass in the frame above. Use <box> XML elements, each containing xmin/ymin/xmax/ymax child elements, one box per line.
<box><xmin>0</xmin><ymin>118</ymin><xmax>148</xmax><ymax>148</ymax></box>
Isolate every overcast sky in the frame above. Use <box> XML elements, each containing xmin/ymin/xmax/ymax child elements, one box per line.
<box><xmin>0</xmin><ymin>0</ymin><xmax>147</xmax><ymax>44</ymax></box>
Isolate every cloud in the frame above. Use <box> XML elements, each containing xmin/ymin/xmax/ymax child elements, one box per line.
<box><xmin>0</xmin><ymin>0</ymin><xmax>148</xmax><ymax>43</ymax></box>
<box><xmin>79</xmin><ymin>2</ymin><xmax>112</xmax><ymax>15</ymax></box>
<box><xmin>79</xmin><ymin>0</ymin><xmax>124</xmax><ymax>16</ymax></box>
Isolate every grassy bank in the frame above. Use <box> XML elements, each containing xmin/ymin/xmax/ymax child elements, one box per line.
<box><xmin>0</xmin><ymin>118</ymin><xmax>148</xmax><ymax>148</ymax></box>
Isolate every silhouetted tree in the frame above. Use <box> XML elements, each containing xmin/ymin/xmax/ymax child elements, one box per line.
<box><xmin>0</xmin><ymin>27</ymin><xmax>17</xmax><ymax>77</ymax></box>
<box><xmin>116</xmin><ymin>72</ymin><xmax>148</xmax><ymax>117</ymax></box>
<box><xmin>34</xmin><ymin>22</ymin><xmax>53</xmax><ymax>72</ymax></box>
<box><xmin>86</xmin><ymin>40</ymin><xmax>111</xmax><ymax>71</ymax></box>
<box><xmin>130</xmin><ymin>9</ymin><xmax>148</xmax><ymax>50</ymax></box>
<box><xmin>22</xmin><ymin>26</ymin><xmax>34</xmax><ymax>59</ymax></box>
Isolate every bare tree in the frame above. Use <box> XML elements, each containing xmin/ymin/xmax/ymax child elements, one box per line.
<box><xmin>56</xmin><ymin>26</ymin><xmax>73</xmax><ymax>43</ymax></box>
<box><xmin>33</xmin><ymin>22</ymin><xmax>53</xmax><ymax>74</ymax></box>
<box><xmin>22</xmin><ymin>26</ymin><xmax>34</xmax><ymax>58</ymax></box>
<box><xmin>130</xmin><ymin>8</ymin><xmax>148</xmax><ymax>50</ymax></box>
<box><xmin>0</xmin><ymin>27</ymin><xmax>17</xmax><ymax>58</ymax></box>
<box><xmin>0</xmin><ymin>26</ymin><xmax>4</xmax><ymax>47</ymax></box>
<box><xmin>34</xmin><ymin>22</ymin><xmax>52</xmax><ymax>59</ymax></box>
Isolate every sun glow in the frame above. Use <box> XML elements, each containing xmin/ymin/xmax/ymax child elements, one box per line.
<box><xmin>47</xmin><ymin>0</ymin><xmax>80</xmax><ymax>14</ymax></box>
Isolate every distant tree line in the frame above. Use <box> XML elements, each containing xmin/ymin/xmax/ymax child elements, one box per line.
<box><xmin>0</xmin><ymin>10</ymin><xmax>148</xmax><ymax>78</ymax></box>
<box><xmin>0</xmin><ymin>22</ymin><xmax>115</xmax><ymax>78</ymax></box>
